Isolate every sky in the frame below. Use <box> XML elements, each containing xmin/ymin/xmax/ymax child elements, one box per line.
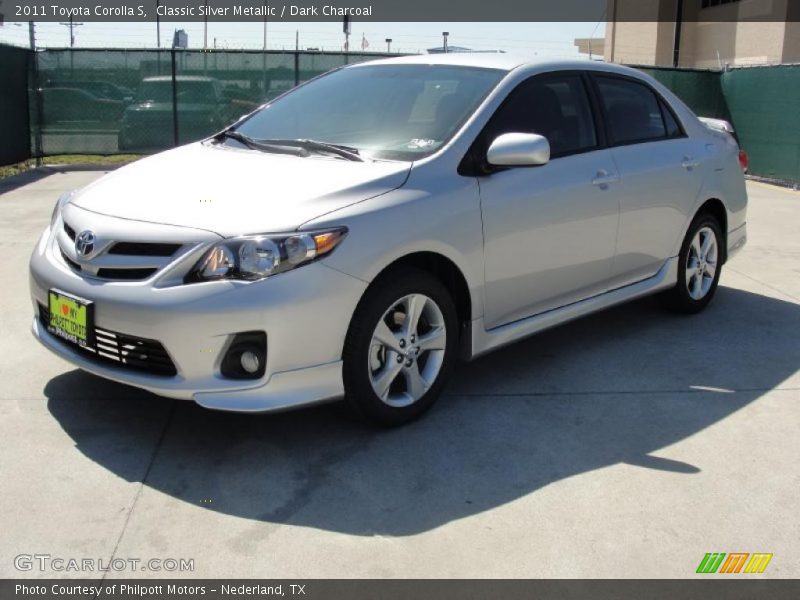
<box><xmin>0</xmin><ymin>21</ymin><xmax>606</xmax><ymax>58</ymax></box>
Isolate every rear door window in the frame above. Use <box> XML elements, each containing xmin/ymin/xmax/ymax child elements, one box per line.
<box><xmin>594</xmin><ymin>76</ymin><xmax>669</xmax><ymax>145</ymax></box>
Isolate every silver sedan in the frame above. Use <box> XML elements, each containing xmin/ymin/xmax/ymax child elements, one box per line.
<box><xmin>30</xmin><ymin>54</ymin><xmax>747</xmax><ymax>425</ymax></box>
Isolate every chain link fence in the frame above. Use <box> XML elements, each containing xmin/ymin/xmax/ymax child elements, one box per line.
<box><xmin>2</xmin><ymin>46</ymin><xmax>799</xmax><ymax>183</ymax></box>
<box><xmin>28</xmin><ymin>48</ymin><xmax>395</xmax><ymax>156</ymax></box>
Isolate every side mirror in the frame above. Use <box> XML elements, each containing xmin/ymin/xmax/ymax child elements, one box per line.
<box><xmin>486</xmin><ymin>133</ymin><xmax>550</xmax><ymax>167</ymax></box>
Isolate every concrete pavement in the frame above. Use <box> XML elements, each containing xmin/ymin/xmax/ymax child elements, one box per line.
<box><xmin>0</xmin><ymin>170</ymin><xmax>798</xmax><ymax>578</ymax></box>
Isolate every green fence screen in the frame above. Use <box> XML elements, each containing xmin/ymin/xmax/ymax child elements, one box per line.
<box><xmin>636</xmin><ymin>66</ymin><xmax>729</xmax><ymax>120</ymax></box>
<box><xmin>3</xmin><ymin>48</ymin><xmax>799</xmax><ymax>183</ymax></box>
<box><xmin>0</xmin><ymin>45</ymin><xmax>32</xmax><ymax>165</ymax></box>
<box><xmin>722</xmin><ymin>65</ymin><xmax>800</xmax><ymax>183</ymax></box>
<box><xmin>30</xmin><ymin>49</ymin><xmax>393</xmax><ymax>156</ymax></box>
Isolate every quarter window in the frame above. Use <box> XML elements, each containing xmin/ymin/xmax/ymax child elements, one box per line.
<box><xmin>595</xmin><ymin>76</ymin><xmax>669</xmax><ymax>145</ymax></box>
<box><xmin>660</xmin><ymin>99</ymin><xmax>683</xmax><ymax>138</ymax></box>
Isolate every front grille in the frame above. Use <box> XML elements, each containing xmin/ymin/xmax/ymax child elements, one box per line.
<box><xmin>108</xmin><ymin>242</ymin><xmax>182</xmax><ymax>257</ymax></box>
<box><xmin>96</xmin><ymin>268</ymin><xmax>158</xmax><ymax>280</ymax></box>
<box><xmin>60</xmin><ymin>249</ymin><xmax>82</xmax><ymax>272</ymax></box>
<box><xmin>57</xmin><ymin>224</ymin><xmax>187</xmax><ymax>281</ymax></box>
<box><xmin>39</xmin><ymin>303</ymin><xmax>177</xmax><ymax>377</ymax></box>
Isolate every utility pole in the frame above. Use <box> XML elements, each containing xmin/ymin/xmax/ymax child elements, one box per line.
<box><xmin>29</xmin><ymin>21</ymin><xmax>35</xmax><ymax>50</ymax></box>
<box><xmin>385</xmin><ymin>38</ymin><xmax>392</xmax><ymax>53</ymax></box>
<box><xmin>294</xmin><ymin>30</ymin><xmax>300</xmax><ymax>86</ymax></box>
<box><xmin>203</xmin><ymin>0</ymin><xmax>208</xmax><ymax>49</ymax></box>
<box><xmin>202</xmin><ymin>0</ymin><xmax>209</xmax><ymax>73</ymax></box>
<box><xmin>442</xmin><ymin>31</ymin><xmax>449</xmax><ymax>53</ymax></box>
<box><xmin>261</xmin><ymin>14</ymin><xmax>268</xmax><ymax>101</ymax></box>
<box><xmin>343</xmin><ymin>16</ymin><xmax>351</xmax><ymax>52</ymax></box>
<box><xmin>59</xmin><ymin>16</ymin><xmax>83</xmax><ymax>47</ymax></box>
<box><xmin>156</xmin><ymin>0</ymin><xmax>161</xmax><ymax>47</ymax></box>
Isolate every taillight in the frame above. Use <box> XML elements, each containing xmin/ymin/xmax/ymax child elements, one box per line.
<box><xmin>738</xmin><ymin>150</ymin><xmax>749</xmax><ymax>172</ymax></box>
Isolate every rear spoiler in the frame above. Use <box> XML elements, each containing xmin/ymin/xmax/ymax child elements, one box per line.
<box><xmin>699</xmin><ymin>117</ymin><xmax>735</xmax><ymax>134</ymax></box>
<box><xmin>700</xmin><ymin>117</ymin><xmax>748</xmax><ymax>172</ymax></box>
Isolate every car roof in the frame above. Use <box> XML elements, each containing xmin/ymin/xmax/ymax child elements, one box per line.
<box><xmin>348</xmin><ymin>53</ymin><xmax>644</xmax><ymax>78</ymax></box>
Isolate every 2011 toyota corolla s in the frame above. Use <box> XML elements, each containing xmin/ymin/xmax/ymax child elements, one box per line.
<box><xmin>30</xmin><ymin>54</ymin><xmax>747</xmax><ymax>425</ymax></box>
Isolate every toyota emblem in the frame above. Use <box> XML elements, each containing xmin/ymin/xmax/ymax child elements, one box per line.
<box><xmin>75</xmin><ymin>230</ymin><xmax>96</xmax><ymax>257</ymax></box>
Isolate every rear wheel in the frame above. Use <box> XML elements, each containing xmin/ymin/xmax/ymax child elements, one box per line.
<box><xmin>662</xmin><ymin>213</ymin><xmax>724</xmax><ymax>313</ymax></box>
<box><xmin>342</xmin><ymin>269</ymin><xmax>459</xmax><ymax>426</ymax></box>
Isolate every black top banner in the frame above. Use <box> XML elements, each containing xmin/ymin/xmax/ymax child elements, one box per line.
<box><xmin>4</xmin><ymin>0</ymin><xmax>800</xmax><ymax>22</ymax></box>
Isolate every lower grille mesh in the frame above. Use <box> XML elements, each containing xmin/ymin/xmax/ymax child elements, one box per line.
<box><xmin>39</xmin><ymin>303</ymin><xmax>177</xmax><ymax>377</ymax></box>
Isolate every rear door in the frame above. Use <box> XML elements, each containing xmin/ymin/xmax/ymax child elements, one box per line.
<box><xmin>590</xmin><ymin>74</ymin><xmax>707</xmax><ymax>288</ymax></box>
<box><xmin>477</xmin><ymin>72</ymin><xmax>621</xmax><ymax>329</ymax></box>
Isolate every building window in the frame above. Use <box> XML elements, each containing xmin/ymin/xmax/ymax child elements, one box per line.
<box><xmin>701</xmin><ymin>0</ymin><xmax>741</xmax><ymax>9</ymax></box>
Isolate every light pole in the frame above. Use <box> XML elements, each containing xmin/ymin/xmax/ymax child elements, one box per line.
<box><xmin>442</xmin><ymin>31</ymin><xmax>449</xmax><ymax>53</ymax></box>
<box><xmin>385</xmin><ymin>38</ymin><xmax>392</xmax><ymax>53</ymax></box>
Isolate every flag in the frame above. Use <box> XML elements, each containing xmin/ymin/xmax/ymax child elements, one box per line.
<box><xmin>361</xmin><ymin>33</ymin><xmax>369</xmax><ymax>50</ymax></box>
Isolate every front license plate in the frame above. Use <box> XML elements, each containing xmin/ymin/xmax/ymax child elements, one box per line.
<box><xmin>48</xmin><ymin>289</ymin><xmax>94</xmax><ymax>348</ymax></box>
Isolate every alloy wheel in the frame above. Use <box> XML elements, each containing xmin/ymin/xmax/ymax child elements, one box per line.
<box><xmin>686</xmin><ymin>226</ymin><xmax>719</xmax><ymax>301</ymax></box>
<box><xmin>367</xmin><ymin>293</ymin><xmax>447</xmax><ymax>408</ymax></box>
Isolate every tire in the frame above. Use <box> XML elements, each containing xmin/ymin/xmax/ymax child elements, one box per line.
<box><xmin>342</xmin><ymin>268</ymin><xmax>459</xmax><ymax>426</ymax></box>
<box><xmin>661</xmin><ymin>212</ymin><xmax>724</xmax><ymax>313</ymax></box>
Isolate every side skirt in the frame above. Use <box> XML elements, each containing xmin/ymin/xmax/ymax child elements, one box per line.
<box><xmin>465</xmin><ymin>257</ymin><xmax>679</xmax><ymax>360</ymax></box>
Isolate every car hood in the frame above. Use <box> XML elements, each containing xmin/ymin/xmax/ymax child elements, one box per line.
<box><xmin>71</xmin><ymin>143</ymin><xmax>412</xmax><ymax>236</ymax></box>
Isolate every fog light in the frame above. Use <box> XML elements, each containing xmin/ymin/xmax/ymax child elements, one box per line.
<box><xmin>220</xmin><ymin>332</ymin><xmax>267</xmax><ymax>380</ymax></box>
<box><xmin>240</xmin><ymin>350</ymin><xmax>261</xmax><ymax>374</ymax></box>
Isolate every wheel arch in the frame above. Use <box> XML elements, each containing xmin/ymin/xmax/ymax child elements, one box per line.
<box><xmin>344</xmin><ymin>251</ymin><xmax>474</xmax><ymax>363</ymax></box>
<box><xmin>367</xmin><ymin>251</ymin><xmax>473</xmax><ymax>330</ymax></box>
<box><xmin>695</xmin><ymin>197</ymin><xmax>728</xmax><ymax>263</ymax></box>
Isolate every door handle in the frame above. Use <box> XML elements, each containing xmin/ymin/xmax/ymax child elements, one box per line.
<box><xmin>682</xmin><ymin>156</ymin><xmax>700</xmax><ymax>169</ymax></box>
<box><xmin>592</xmin><ymin>170</ymin><xmax>619</xmax><ymax>187</ymax></box>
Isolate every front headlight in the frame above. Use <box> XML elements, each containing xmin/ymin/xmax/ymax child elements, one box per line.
<box><xmin>185</xmin><ymin>228</ymin><xmax>347</xmax><ymax>283</ymax></box>
<box><xmin>51</xmin><ymin>190</ymin><xmax>75</xmax><ymax>227</ymax></box>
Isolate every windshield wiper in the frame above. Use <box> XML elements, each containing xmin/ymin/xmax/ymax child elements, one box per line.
<box><xmin>258</xmin><ymin>139</ymin><xmax>364</xmax><ymax>162</ymax></box>
<box><xmin>215</xmin><ymin>130</ymin><xmax>306</xmax><ymax>157</ymax></box>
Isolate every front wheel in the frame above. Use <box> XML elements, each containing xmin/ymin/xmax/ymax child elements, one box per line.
<box><xmin>342</xmin><ymin>268</ymin><xmax>459</xmax><ymax>426</ymax></box>
<box><xmin>661</xmin><ymin>213</ymin><xmax>724</xmax><ymax>313</ymax></box>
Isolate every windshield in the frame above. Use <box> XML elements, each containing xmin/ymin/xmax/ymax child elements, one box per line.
<box><xmin>233</xmin><ymin>64</ymin><xmax>505</xmax><ymax>161</ymax></box>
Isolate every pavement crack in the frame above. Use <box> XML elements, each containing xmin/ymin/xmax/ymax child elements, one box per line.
<box><xmin>727</xmin><ymin>267</ymin><xmax>800</xmax><ymax>302</ymax></box>
<box><xmin>98</xmin><ymin>401</ymin><xmax>176</xmax><ymax>589</ymax></box>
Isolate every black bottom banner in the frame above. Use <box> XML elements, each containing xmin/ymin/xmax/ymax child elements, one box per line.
<box><xmin>4</xmin><ymin>579</ymin><xmax>800</xmax><ymax>600</ymax></box>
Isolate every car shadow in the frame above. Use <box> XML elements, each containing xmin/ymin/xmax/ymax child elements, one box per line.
<box><xmin>45</xmin><ymin>286</ymin><xmax>800</xmax><ymax>536</ymax></box>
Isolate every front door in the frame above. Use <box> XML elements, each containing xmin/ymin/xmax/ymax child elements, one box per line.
<box><xmin>477</xmin><ymin>73</ymin><xmax>621</xmax><ymax>329</ymax></box>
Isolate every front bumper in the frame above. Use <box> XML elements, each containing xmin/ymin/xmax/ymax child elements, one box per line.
<box><xmin>30</xmin><ymin>226</ymin><xmax>367</xmax><ymax>412</ymax></box>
